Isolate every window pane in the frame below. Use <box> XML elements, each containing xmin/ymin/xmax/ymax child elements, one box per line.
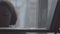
<box><xmin>8</xmin><ymin>0</ymin><xmax>48</xmax><ymax>29</ymax></box>
<box><xmin>0</xmin><ymin>0</ymin><xmax>57</xmax><ymax>30</ymax></box>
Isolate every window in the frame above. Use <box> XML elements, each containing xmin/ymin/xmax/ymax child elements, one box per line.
<box><xmin>0</xmin><ymin>0</ymin><xmax>60</xmax><ymax>34</ymax></box>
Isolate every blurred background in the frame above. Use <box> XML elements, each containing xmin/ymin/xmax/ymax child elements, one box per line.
<box><xmin>7</xmin><ymin>0</ymin><xmax>57</xmax><ymax>29</ymax></box>
<box><xmin>0</xmin><ymin>0</ymin><xmax>58</xmax><ymax>34</ymax></box>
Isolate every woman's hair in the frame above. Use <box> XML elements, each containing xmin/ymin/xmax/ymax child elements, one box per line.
<box><xmin>0</xmin><ymin>1</ymin><xmax>17</xmax><ymax>25</ymax></box>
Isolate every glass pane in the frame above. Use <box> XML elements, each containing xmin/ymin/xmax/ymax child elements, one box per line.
<box><xmin>0</xmin><ymin>0</ymin><xmax>57</xmax><ymax>30</ymax></box>
<box><xmin>8</xmin><ymin>0</ymin><xmax>48</xmax><ymax>29</ymax></box>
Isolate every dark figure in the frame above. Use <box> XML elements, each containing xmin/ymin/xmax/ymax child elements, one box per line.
<box><xmin>0</xmin><ymin>1</ymin><xmax>17</xmax><ymax>27</ymax></box>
